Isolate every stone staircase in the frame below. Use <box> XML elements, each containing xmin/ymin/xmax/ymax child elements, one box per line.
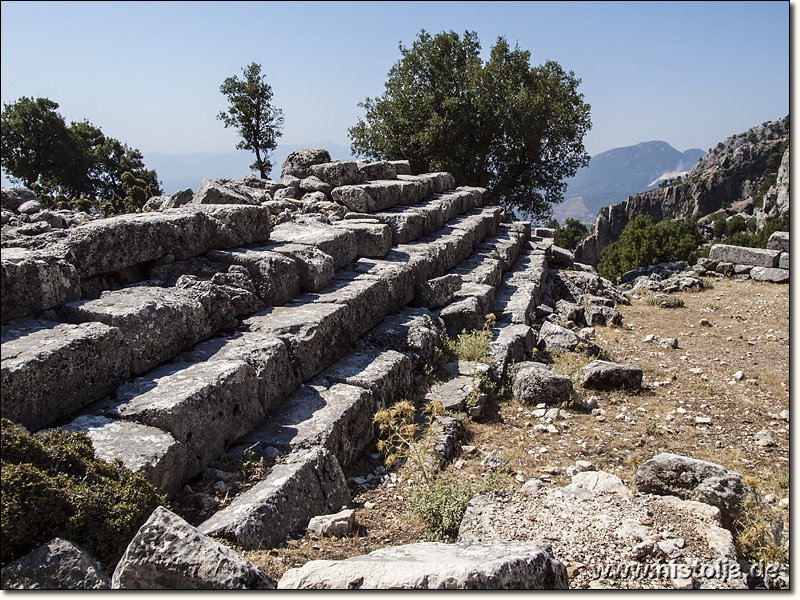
<box><xmin>1</xmin><ymin>156</ymin><xmax>560</xmax><ymax>552</ymax></box>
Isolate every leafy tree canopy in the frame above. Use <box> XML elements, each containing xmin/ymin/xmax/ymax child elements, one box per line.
<box><xmin>349</xmin><ymin>30</ymin><xmax>592</xmax><ymax>221</ymax></box>
<box><xmin>1</xmin><ymin>97</ymin><xmax>161</xmax><ymax>214</ymax></box>
<box><xmin>218</xmin><ymin>62</ymin><xmax>284</xmax><ymax>179</ymax></box>
<box><xmin>547</xmin><ymin>217</ymin><xmax>589</xmax><ymax>251</ymax></box>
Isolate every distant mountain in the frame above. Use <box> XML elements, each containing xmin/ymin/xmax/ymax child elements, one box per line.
<box><xmin>551</xmin><ymin>141</ymin><xmax>706</xmax><ymax>225</ymax></box>
<box><xmin>144</xmin><ymin>141</ymin><xmax>354</xmax><ymax>195</ymax></box>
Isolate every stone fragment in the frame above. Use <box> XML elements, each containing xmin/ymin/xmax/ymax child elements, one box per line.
<box><xmin>310</xmin><ymin>161</ymin><xmax>362</xmax><ymax>187</ymax></box>
<box><xmin>578</xmin><ymin>360</ymin><xmax>643</xmax><ymax>390</ymax></box>
<box><xmin>414</xmin><ymin>274</ymin><xmax>462</xmax><ymax>309</ymax></box>
<box><xmin>538</xmin><ymin>321</ymin><xmax>601</xmax><ymax>356</ymax></box>
<box><xmin>487</xmin><ymin>324</ymin><xmax>536</xmax><ymax>382</ymax></box>
<box><xmin>766</xmin><ymin>231</ymin><xmax>789</xmax><ymax>252</ymax></box>
<box><xmin>584</xmin><ymin>305</ymin><xmax>623</xmax><ymax>327</ymax></box>
<box><xmin>332</xmin><ymin>220</ymin><xmax>392</xmax><ymax>258</ymax></box>
<box><xmin>749</xmin><ymin>267</ymin><xmax>789</xmax><ymax>283</ymax></box>
<box><xmin>753</xmin><ymin>429</ymin><xmax>776</xmax><ymax>447</ymax></box>
<box><xmin>278</xmin><ymin>541</ymin><xmax>568</xmax><ymax>589</ymax></box>
<box><xmin>192</xmin><ymin>178</ymin><xmax>260</xmax><ymax>205</ymax></box>
<box><xmin>281</xmin><ymin>148</ymin><xmax>332</xmax><ymax>181</ymax></box>
<box><xmin>206</xmin><ymin>247</ymin><xmax>300</xmax><ymax>306</ymax></box>
<box><xmin>112</xmin><ymin>506</ymin><xmax>275</xmax><ymax>589</ymax></box>
<box><xmin>1</xmin><ymin>538</ymin><xmax>111</xmax><ymax>590</ymax></box>
<box><xmin>308</xmin><ymin>509</ymin><xmax>356</xmax><ymax>537</ymax></box>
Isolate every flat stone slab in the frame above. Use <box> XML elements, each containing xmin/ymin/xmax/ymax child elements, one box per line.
<box><xmin>277</xmin><ymin>541</ymin><xmax>568</xmax><ymax>589</ymax></box>
<box><xmin>332</xmin><ymin>220</ymin><xmax>392</xmax><ymax>258</ymax></box>
<box><xmin>1</xmin><ymin>318</ymin><xmax>130</xmax><ymax>431</ymax></box>
<box><xmin>238</xmin><ymin>381</ymin><xmax>375</xmax><ymax>468</ymax></box>
<box><xmin>61</xmin><ymin>415</ymin><xmax>188</xmax><ymax>498</ymax></box>
<box><xmin>57</xmin><ymin>285</ymin><xmax>231</xmax><ymax>375</ymax></box>
<box><xmin>422</xmin><ymin>361</ymin><xmax>491</xmax><ymax>414</ymax></box>
<box><xmin>99</xmin><ymin>359</ymin><xmax>262</xmax><ymax>482</ymax></box>
<box><xmin>113</xmin><ymin>506</ymin><xmax>275</xmax><ymax>589</ymax></box>
<box><xmin>199</xmin><ymin>447</ymin><xmax>350</xmax><ymax>550</ymax></box>
<box><xmin>349</xmin><ymin>258</ymin><xmax>416</xmax><ymax>314</ymax></box>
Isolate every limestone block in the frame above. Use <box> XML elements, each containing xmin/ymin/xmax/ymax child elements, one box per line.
<box><xmin>113</xmin><ymin>507</ymin><xmax>275</xmax><ymax>589</ymax></box>
<box><xmin>245</xmin><ymin>302</ymin><xmax>353</xmax><ymax>381</ymax></box>
<box><xmin>307</xmin><ymin>509</ymin><xmax>356</xmax><ymax>537</ymax></box>
<box><xmin>358</xmin><ymin>160</ymin><xmax>397</xmax><ymax>181</ymax></box>
<box><xmin>239</xmin><ymin>382</ymin><xmax>375</xmax><ymax>467</ymax></box>
<box><xmin>194</xmin><ymin>204</ymin><xmax>272</xmax><ymax>249</ymax></box>
<box><xmin>269</xmin><ymin>242</ymin><xmax>335</xmax><ymax>291</ymax></box>
<box><xmin>61</xmin><ymin>415</ymin><xmax>188</xmax><ymax>497</ymax></box>
<box><xmin>318</xmin><ymin>349</ymin><xmax>414</xmax><ymax>410</ymax></box>
<box><xmin>104</xmin><ymin>359</ymin><xmax>262</xmax><ymax>481</ymax></box>
<box><xmin>708</xmin><ymin>244</ymin><xmax>780</xmax><ymax>268</ymax></box>
<box><xmin>181</xmin><ymin>331</ymin><xmax>298</xmax><ymax>414</ymax></box>
<box><xmin>269</xmin><ymin>222</ymin><xmax>357</xmax><ymax>270</ymax></box>
<box><xmin>422</xmin><ymin>361</ymin><xmax>490</xmax><ymax>413</ymax></box>
<box><xmin>415</xmin><ymin>273</ymin><xmax>462</xmax><ymax>309</ymax></box>
<box><xmin>1</xmin><ymin>319</ymin><xmax>130</xmax><ymax>431</ymax></box>
<box><xmin>332</xmin><ymin>220</ymin><xmax>392</xmax><ymax>258</ymax></box>
<box><xmin>331</xmin><ymin>185</ymin><xmax>375</xmax><ymax>213</ymax></box>
<box><xmin>309</xmin><ymin>160</ymin><xmax>362</xmax><ymax>187</ymax></box>
<box><xmin>1</xmin><ymin>538</ymin><xmax>110</xmax><ymax>590</ymax></box>
<box><xmin>58</xmin><ymin>285</ymin><xmax>232</xmax><ymax>375</ymax></box>
<box><xmin>390</xmin><ymin>160</ymin><xmax>412</xmax><ymax>175</ymax></box>
<box><xmin>537</xmin><ymin>320</ymin><xmax>602</xmax><ymax>356</ymax></box>
<box><xmin>584</xmin><ymin>305</ymin><xmax>623</xmax><ymax>326</ymax></box>
<box><xmin>278</xmin><ymin>541</ymin><xmax>568</xmax><ymax>589</ymax></box>
<box><xmin>349</xmin><ymin>258</ymin><xmax>416</xmax><ymax>314</ymax></box>
<box><xmin>749</xmin><ymin>266</ymin><xmax>789</xmax><ymax>283</ymax></box>
<box><xmin>476</xmin><ymin>230</ymin><xmax>526</xmax><ymax>271</ymax></box>
<box><xmin>356</xmin><ymin>307</ymin><xmax>445</xmax><ymax>364</ymax></box>
<box><xmin>397</xmin><ymin>173</ymin><xmax>435</xmax><ymax>198</ymax></box>
<box><xmin>779</xmin><ymin>252</ymin><xmax>789</xmax><ymax>270</ymax></box>
<box><xmin>206</xmin><ymin>247</ymin><xmax>299</xmax><ymax>306</ymax></box>
<box><xmin>199</xmin><ymin>447</ymin><xmax>350</xmax><ymax>550</ymax></box>
<box><xmin>439</xmin><ymin>296</ymin><xmax>484</xmax><ymax>338</ymax></box>
<box><xmin>367</xmin><ymin>207</ymin><xmax>428</xmax><ymax>244</ymax></box>
<box><xmin>766</xmin><ymin>231</ymin><xmax>789</xmax><ymax>252</ymax></box>
<box><xmin>453</xmin><ymin>255</ymin><xmax>505</xmax><ymax>288</ymax></box>
<box><xmin>191</xmin><ymin>178</ymin><xmax>260</xmax><ymax>205</ymax></box>
<box><xmin>1</xmin><ymin>247</ymin><xmax>80</xmax><ymax>322</ymax></box>
<box><xmin>509</xmin><ymin>362</ymin><xmax>573</xmax><ymax>405</ymax></box>
<box><xmin>487</xmin><ymin>324</ymin><xmax>536</xmax><ymax>381</ymax></box>
<box><xmin>454</xmin><ymin>282</ymin><xmax>495</xmax><ymax>316</ymax></box>
<box><xmin>281</xmin><ymin>148</ymin><xmax>332</xmax><ymax>180</ymax></box>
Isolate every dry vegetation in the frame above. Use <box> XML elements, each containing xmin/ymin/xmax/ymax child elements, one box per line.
<box><xmin>240</xmin><ymin>277</ymin><xmax>789</xmax><ymax>581</ymax></box>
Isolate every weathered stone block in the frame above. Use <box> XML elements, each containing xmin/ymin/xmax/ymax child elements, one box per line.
<box><xmin>749</xmin><ymin>267</ymin><xmax>789</xmax><ymax>283</ymax></box>
<box><xmin>356</xmin><ymin>307</ymin><xmax>445</xmax><ymax>364</ymax></box>
<box><xmin>58</xmin><ymin>285</ymin><xmax>232</xmax><ymax>375</ymax></box>
<box><xmin>238</xmin><ymin>382</ymin><xmax>375</xmax><ymax>467</ymax></box>
<box><xmin>1</xmin><ymin>248</ymin><xmax>81</xmax><ymax>322</ymax></box>
<box><xmin>61</xmin><ymin>415</ymin><xmax>188</xmax><ymax>497</ymax></box>
<box><xmin>278</xmin><ymin>541</ymin><xmax>568</xmax><ymax>589</ymax></box>
<box><xmin>439</xmin><ymin>296</ymin><xmax>484</xmax><ymax>338</ymax></box>
<box><xmin>269</xmin><ymin>222</ymin><xmax>357</xmax><ymax>270</ymax></box>
<box><xmin>1</xmin><ymin>319</ymin><xmax>130</xmax><ymax>431</ymax></box>
<box><xmin>487</xmin><ymin>324</ymin><xmax>536</xmax><ymax>382</ymax></box>
<box><xmin>766</xmin><ymin>231</ymin><xmax>789</xmax><ymax>252</ymax></box>
<box><xmin>310</xmin><ymin>160</ymin><xmax>362</xmax><ymax>187</ymax></box>
<box><xmin>269</xmin><ymin>242</ymin><xmax>335</xmax><ymax>291</ymax></box>
<box><xmin>578</xmin><ymin>360</ymin><xmax>642</xmax><ymax>390</ymax></box>
<box><xmin>104</xmin><ymin>359</ymin><xmax>262</xmax><ymax>481</ymax></box>
<box><xmin>206</xmin><ymin>247</ymin><xmax>299</xmax><ymax>306</ymax></box>
<box><xmin>708</xmin><ymin>244</ymin><xmax>781</xmax><ymax>268</ymax></box>
<box><xmin>331</xmin><ymin>220</ymin><xmax>392</xmax><ymax>258</ymax></box>
<box><xmin>191</xmin><ymin>178</ymin><xmax>260</xmax><ymax>205</ymax></box>
<box><xmin>779</xmin><ymin>252</ymin><xmax>789</xmax><ymax>270</ymax></box>
<box><xmin>349</xmin><ymin>258</ymin><xmax>417</xmax><ymax>314</ymax></box>
<box><xmin>1</xmin><ymin>538</ymin><xmax>110</xmax><ymax>590</ymax></box>
<box><xmin>358</xmin><ymin>160</ymin><xmax>397</xmax><ymax>181</ymax></box>
<box><xmin>538</xmin><ymin>321</ymin><xmax>602</xmax><ymax>356</ymax></box>
<box><xmin>509</xmin><ymin>362</ymin><xmax>573</xmax><ymax>405</ymax></box>
<box><xmin>199</xmin><ymin>447</ymin><xmax>350</xmax><ymax>550</ymax></box>
<box><xmin>113</xmin><ymin>506</ymin><xmax>275</xmax><ymax>589</ymax></box>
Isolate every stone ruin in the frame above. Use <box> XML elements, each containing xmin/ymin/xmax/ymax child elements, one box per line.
<box><xmin>0</xmin><ymin>148</ymin><xmax>788</xmax><ymax>589</ymax></box>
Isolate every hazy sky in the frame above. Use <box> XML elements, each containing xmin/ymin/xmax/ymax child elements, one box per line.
<box><xmin>1</xmin><ymin>1</ymin><xmax>790</xmax><ymax>187</ymax></box>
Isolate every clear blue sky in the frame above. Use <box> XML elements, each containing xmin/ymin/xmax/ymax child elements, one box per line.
<box><xmin>1</xmin><ymin>1</ymin><xmax>790</xmax><ymax>188</ymax></box>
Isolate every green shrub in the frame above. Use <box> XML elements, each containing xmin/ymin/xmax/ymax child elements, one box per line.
<box><xmin>410</xmin><ymin>472</ymin><xmax>506</xmax><ymax>541</ymax></box>
<box><xmin>597</xmin><ymin>214</ymin><xmax>701</xmax><ymax>281</ymax></box>
<box><xmin>442</xmin><ymin>314</ymin><xmax>495</xmax><ymax>363</ymax></box>
<box><xmin>547</xmin><ymin>218</ymin><xmax>589</xmax><ymax>251</ymax></box>
<box><xmin>1</xmin><ymin>419</ymin><xmax>163</xmax><ymax>568</ymax></box>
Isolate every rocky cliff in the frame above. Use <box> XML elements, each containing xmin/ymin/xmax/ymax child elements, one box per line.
<box><xmin>575</xmin><ymin>116</ymin><xmax>790</xmax><ymax>266</ymax></box>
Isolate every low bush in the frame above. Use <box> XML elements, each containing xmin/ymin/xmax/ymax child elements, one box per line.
<box><xmin>1</xmin><ymin>418</ymin><xmax>163</xmax><ymax>568</ymax></box>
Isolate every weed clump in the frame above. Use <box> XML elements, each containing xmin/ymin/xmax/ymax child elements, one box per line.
<box><xmin>1</xmin><ymin>418</ymin><xmax>163</xmax><ymax>568</ymax></box>
<box><xmin>734</xmin><ymin>491</ymin><xmax>787</xmax><ymax>565</ymax></box>
<box><xmin>442</xmin><ymin>314</ymin><xmax>496</xmax><ymax>363</ymax></box>
<box><xmin>645</xmin><ymin>295</ymin><xmax>685</xmax><ymax>308</ymax></box>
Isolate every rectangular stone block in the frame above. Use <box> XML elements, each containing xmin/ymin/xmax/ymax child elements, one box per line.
<box><xmin>239</xmin><ymin>382</ymin><xmax>375</xmax><ymax>468</ymax></box>
<box><xmin>61</xmin><ymin>415</ymin><xmax>188</xmax><ymax>498</ymax></box>
<box><xmin>368</xmin><ymin>208</ymin><xmax>428</xmax><ymax>245</ymax></box>
<box><xmin>1</xmin><ymin>247</ymin><xmax>81</xmax><ymax>323</ymax></box>
<box><xmin>349</xmin><ymin>258</ymin><xmax>416</xmax><ymax>313</ymax></box>
<box><xmin>199</xmin><ymin>447</ymin><xmax>350</xmax><ymax>550</ymax></box>
<box><xmin>244</xmin><ymin>302</ymin><xmax>352</xmax><ymax>381</ymax></box>
<box><xmin>488</xmin><ymin>324</ymin><xmax>536</xmax><ymax>381</ymax></box>
<box><xmin>709</xmin><ymin>244</ymin><xmax>781</xmax><ymax>268</ymax></box>
<box><xmin>58</xmin><ymin>285</ymin><xmax>232</xmax><ymax>375</ymax></box>
<box><xmin>268</xmin><ymin>222</ymin><xmax>357</xmax><ymax>270</ymax></box>
<box><xmin>206</xmin><ymin>247</ymin><xmax>300</xmax><ymax>306</ymax></box>
<box><xmin>453</xmin><ymin>255</ymin><xmax>505</xmax><ymax>288</ymax></box>
<box><xmin>332</xmin><ymin>220</ymin><xmax>393</xmax><ymax>258</ymax></box>
<box><xmin>779</xmin><ymin>252</ymin><xmax>789</xmax><ymax>270</ymax></box>
<box><xmin>267</xmin><ymin>242</ymin><xmax>335</xmax><ymax>292</ymax></box>
<box><xmin>307</xmin><ymin>272</ymin><xmax>390</xmax><ymax>341</ymax></box>
<box><xmin>194</xmin><ymin>204</ymin><xmax>272</xmax><ymax>249</ymax></box>
<box><xmin>1</xmin><ymin>318</ymin><xmax>131</xmax><ymax>431</ymax></box>
<box><xmin>181</xmin><ymin>331</ymin><xmax>299</xmax><ymax>414</ymax></box>
<box><xmin>318</xmin><ymin>349</ymin><xmax>414</xmax><ymax>410</ymax></box>
<box><xmin>102</xmin><ymin>359</ymin><xmax>263</xmax><ymax>481</ymax></box>
<box><xmin>767</xmin><ymin>231</ymin><xmax>789</xmax><ymax>252</ymax></box>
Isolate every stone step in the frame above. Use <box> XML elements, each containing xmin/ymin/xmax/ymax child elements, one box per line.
<box><xmin>1</xmin><ymin>318</ymin><xmax>130</xmax><ymax>431</ymax></box>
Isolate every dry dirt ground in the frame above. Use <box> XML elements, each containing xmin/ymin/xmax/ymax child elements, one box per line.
<box><xmin>233</xmin><ymin>277</ymin><xmax>790</xmax><ymax>584</ymax></box>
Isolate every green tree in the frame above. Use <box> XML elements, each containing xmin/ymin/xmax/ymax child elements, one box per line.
<box><xmin>349</xmin><ymin>30</ymin><xmax>592</xmax><ymax>221</ymax></box>
<box><xmin>1</xmin><ymin>97</ymin><xmax>161</xmax><ymax>212</ymax></box>
<box><xmin>547</xmin><ymin>217</ymin><xmax>589</xmax><ymax>250</ymax></box>
<box><xmin>218</xmin><ymin>62</ymin><xmax>284</xmax><ymax>179</ymax></box>
<box><xmin>1</xmin><ymin>97</ymin><xmax>74</xmax><ymax>188</ymax></box>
